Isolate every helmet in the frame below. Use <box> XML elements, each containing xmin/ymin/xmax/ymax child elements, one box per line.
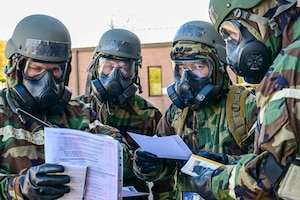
<box><xmin>168</xmin><ymin>20</ymin><xmax>229</xmax><ymax>109</ymax></box>
<box><xmin>5</xmin><ymin>14</ymin><xmax>71</xmax><ymax>62</ymax></box>
<box><xmin>4</xmin><ymin>14</ymin><xmax>72</xmax><ymax>116</ymax></box>
<box><xmin>94</xmin><ymin>28</ymin><xmax>142</xmax><ymax>60</ymax></box>
<box><xmin>89</xmin><ymin>29</ymin><xmax>142</xmax><ymax>105</ymax></box>
<box><xmin>208</xmin><ymin>0</ymin><xmax>262</xmax><ymax>31</ymax></box>
<box><xmin>173</xmin><ymin>20</ymin><xmax>226</xmax><ymax>63</ymax></box>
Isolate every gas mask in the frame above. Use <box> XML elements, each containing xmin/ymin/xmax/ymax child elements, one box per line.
<box><xmin>167</xmin><ymin>59</ymin><xmax>220</xmax><ymax>109</ymax></box>
<box><xmin>219</xmin><ymin>20</ymin><xmax>271</xmax><ymax>83</ymax></box>
<box><xmin>13</xmin><ymin>59</ymin><xmax>71</xmax><ymax>115</ymax></box>
<box><xmin>91</xmin><ymin>57</ymin><xmax>138</xmax><ymax>105</ymax></box>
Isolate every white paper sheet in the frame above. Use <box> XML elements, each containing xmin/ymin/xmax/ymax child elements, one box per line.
<box><xmin>58</xmin><ymin>164</ymin><xmax>88</xmax><ymax>200</ymax></box>
<box><xmin>122</xmin><ymin>186</ymin><xmax>149</xmax><ymax>197</ymax></box>
<box><xmin>128</xmin><ymin>132</ymin><xmax>192</xmax><ymax>160</ymax></box>
<box><xmin>44</xmin><ymin>127</ymin><xmax>123</xmax><ymax>200</ymax></box>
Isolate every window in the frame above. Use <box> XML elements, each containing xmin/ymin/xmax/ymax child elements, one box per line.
<box><xmin>148</xmin><ymin>66</ymin><xmax>162</xmax><ymax>96</ymax></box>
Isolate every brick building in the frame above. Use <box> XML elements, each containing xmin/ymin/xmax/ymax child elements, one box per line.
<box><xmin>69</xmin><ymin>42</ymin><xmax>174</xmax><ymax>113</ymax></box>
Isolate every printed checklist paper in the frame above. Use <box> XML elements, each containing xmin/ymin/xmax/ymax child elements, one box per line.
<box><xmin>44</xmin><ymin>127</ymin><xmax>123</xmax><ymax>200</ymax></box>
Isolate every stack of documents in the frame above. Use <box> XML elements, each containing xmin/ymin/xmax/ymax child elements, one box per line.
<box><xmin>45</xmin><ymin>128</ymin><xmax>123</xmax><ymax>200</ymax></box>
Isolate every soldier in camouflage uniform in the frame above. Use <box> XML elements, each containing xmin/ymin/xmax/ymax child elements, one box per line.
<box><xmin>0</xmin><ymin>14</ymin><xmax>125</xmax><ymax>200</ymax></box>
<box><xmin>133</xmin><ymin>21</ymin><xmax>257</xmax><ymax>199</ymax></box>
<box><xmin>190</xmin><ymin>0</ymin><xmax>300</xmax><ymax>199</ymax></box>
<box><xmin>77</xmin><ymin>28</ymin><xmax>162</xmax><ymax>199</ymax></box>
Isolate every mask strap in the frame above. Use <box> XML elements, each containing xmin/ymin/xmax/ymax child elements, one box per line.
<box><xmin>85</xmin><ymin>53</ymin><xmax>101</xmax><ymax>97</ymax></box>
<box><xmin>268</xmin><ymin>1</ymin><xmax>296</xmax><ymax>36</ymax></box>
<box><xmin>233</xmin><ymin>8</ymin><xmax>269</xmax><ymax>26</ymax></box>
<box><xmin>212</xmin><ymin>48</ymin><xmax>225</xmax><ymax>73</ymax></box>
<box><xmin>233</xmin><ymin>1</ymin><xmax>295</xmax><ymax>37</ymax></box>
<box><xmin>117</xmin><ymin>83</ymin><xmax>138</xmax><ymax>105</ymax></box>
<box><xmin>6</xmin><ymin>89</ymin><xmax>57</xmax><ymax>127</ymax></box>
<box><xmin>136</xmin><ymin>76</ymin><xmax>143</xmax><ymax>94</ymax></box>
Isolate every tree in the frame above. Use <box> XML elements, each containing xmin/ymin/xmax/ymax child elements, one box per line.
<box><xmin>0</xmin><ymin>40</ymin><xmax>7</xmax><ymax>82</ymax></box>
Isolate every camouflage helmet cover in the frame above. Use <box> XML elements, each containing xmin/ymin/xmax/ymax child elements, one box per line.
<box><xmin>171</xmin><ymin>20</ymin><xmax>229</xmax><ymax>91</ymax></box>
<box><xmin>172</xmin><ymin>20</ymin><xmax>227</xmax><ymax>64</ymax></box>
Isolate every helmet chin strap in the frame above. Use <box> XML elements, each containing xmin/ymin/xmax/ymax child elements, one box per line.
<box><xmin>136</xmin><ymin>76</ymin><xmax>143</xmax><ymax>94</ymax></box>
<box><xmin>233</xmin><ymin>1</ymin><xmax>296</xmax><ymax>37</ymax></box>
<box><xmin>85</xmin><ymin>53</ymin><xmax>101</xmax><ymax>97</ymax></box>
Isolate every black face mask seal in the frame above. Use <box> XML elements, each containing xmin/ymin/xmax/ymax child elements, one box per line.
<box><xmin>220</xmin><ymin>20</ymin><xmax>271</xmax><ymax>83</ymax></box>
<box><xmin>91</xmin><ymin>67</ymin><xmax>138</xmax><ymax>105</ymax></box>
<box><xmin>167</xmin><ymin>68</ymin><xmax>219</xmax><ymax>109</ymax></box>
<box><xmin>13</xmin><ymin>69</ymin><xmax>71</xmax><ymax>115</ymax></box>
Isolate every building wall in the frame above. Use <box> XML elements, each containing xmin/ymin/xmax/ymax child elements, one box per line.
<box><xmin>69</xmin><ymin>47</ymin><xmax>93</xmax><ymax>97</ymax></box>
<box><xmin>69</xmin><ymin>42</ymin><xmax>173</xmax><ymax>113</ymax></box>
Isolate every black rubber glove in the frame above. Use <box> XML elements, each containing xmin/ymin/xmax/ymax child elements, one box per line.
<box><xmin>197</xmin><ymin>150</ymin><xmax>229</xmax><ymax>164</ymax></box>
<box><xmin>190</xmin><ymin>165</ymin><xmax>216</xmax><ymax>200</ymax></box>
<box><xmin>20</xmin><ymin>163</ymin><xmax>70</xmax><ymax>200</ymax></box>
<box><xmin>133</xmin><ymin>148</ymin><xmax>166</xmax><ymax>182</ymax></box>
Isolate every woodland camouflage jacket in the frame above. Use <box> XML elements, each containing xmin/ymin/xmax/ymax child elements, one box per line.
<box><xmin>78</xmin><ymin>93</ymin><xmax>162</xmax><ymax>199</ymax></box>
<box><xmin>152</xmin><ymin>91</ymin><xmax>257</xmax><ymax>199</ymax></box>
<box><xmin>210</xmin><ymin>6</ymin><xmax>300</xmax><ymax>200</ymax></box>
<box><xmin>0</xmin><ymin>88</ymin><xmax>125</xmax><ymax>199</ymax></box>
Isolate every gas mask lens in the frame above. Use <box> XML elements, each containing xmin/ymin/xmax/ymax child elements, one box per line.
<box><xmin>172</xmin><ymin>59</ymin><xmax>212</xmax><ymax>78</ymax></box>
<box><xmin>219</xmin><ymin>20</ymin><xmax>241</xmax><ymax>46</ymax></box>
<box><xmin>24</xmin><ymin>60</ymin><xmax>65</xmax><ymax>80</ymax></box>
<box><xmin>98</xmin><ymin>57</ymin><xmax>136</xmax><ymax>79</ymax></box>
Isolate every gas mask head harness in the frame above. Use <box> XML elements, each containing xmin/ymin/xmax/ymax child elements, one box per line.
<box><xmin>91</xmin><ymin>54</ymin><xmax>140</xmax><ymax>105</ymax></box>
<box><xmin>219</xmin><ymin>19</ymin><xmax>271</xmax><ymax>83</ymax></box>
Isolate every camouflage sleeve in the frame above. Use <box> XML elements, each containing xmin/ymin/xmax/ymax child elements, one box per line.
<box><xmin>156</xmin><ymin>104</ymin><xmax>178</xmax><ymax>137</ymax></box>
<box><xmin>210</xmin><ymin>39</ymin><xmax>300</xmax><ymax>199</ymax></box>
<box><xmin>68</xmin><ymin>99</ymin><xmax>133</xmax><ymax>175</ymax></box>
<box><xmin>6</xmin><ymin>176</ymin><xmax>23</xmax><ymax>199</ymax></box>
<box><xmin>0</xmin><ymin>170</ymin><xmax>23</xmax><ymax>200</ymax></box>
<box><xmin>151</xmin><ymin>105</ymin><xmax>179</xmax><ymax>199</ymax></box>
<box><xmin>153</xmin><ymin>105</ymin><xmax>179</xmax><ymax>179</ymax></box>
<box><xmin>210</xmin><ymin>153</ymin><xmax>260</xmax><ymax>199</ymax></box>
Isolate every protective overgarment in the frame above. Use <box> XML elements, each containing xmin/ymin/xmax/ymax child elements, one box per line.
<box><xmin>79</xmin><ymin>28</ymin><xmax>162</xmax><ymax>200</ymax></box>
<box><xmin>133</xmin><ymin>20</ymin><xmax>258</xmax><ymax>200</ymax></box>
<box><xmin>204</xmin><ymin>0</ymin><xmax>300</xmax><ymax>199</ymax></box>
<box><xmin>1</xmin><ymin>14</ymin><xmax>127</xmax><ymax>200</ymax></box>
